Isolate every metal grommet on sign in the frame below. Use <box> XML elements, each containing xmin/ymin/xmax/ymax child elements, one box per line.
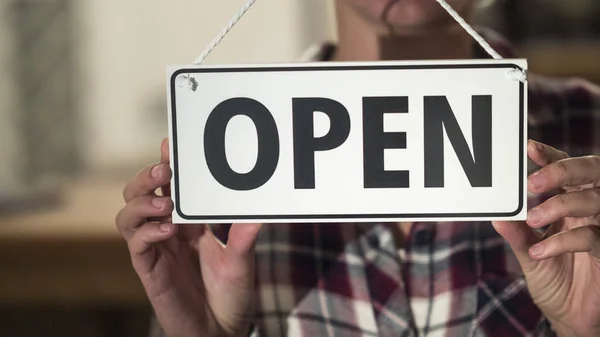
<box><xmin>176</xmin><ymin>74</ymin><xmax>198</xmax><ymax>91</ymax></box>
<box><xmin>506</xmin><ymin>68</ymin><xmax>528</xmax><ymax>83</ymax></box>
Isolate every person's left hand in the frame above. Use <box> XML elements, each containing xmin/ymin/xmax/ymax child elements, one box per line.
<box><xmin>492</xmin><ymin>140</ymin><xmax>600</xmax><ymax>337</ymax></box>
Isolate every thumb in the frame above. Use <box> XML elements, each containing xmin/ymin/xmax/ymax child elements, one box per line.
<box><xmin>492</xmin><ymin>220</ymin><xmax>541</xmax><ymax>273</ymax></box>
<box><xmin>226</xmin><ymin>223</ymin><xmax>263</xmax><ymax>263</ymax></box>
<box><xmin>160</xmin><ymin>138</ymin><xmax>171</xmax><ymax>197</ymax></box>
<box><xmin>160</xmin><ymin>137</ymin><xmax>170</xmax><ymax>163</ymax></box>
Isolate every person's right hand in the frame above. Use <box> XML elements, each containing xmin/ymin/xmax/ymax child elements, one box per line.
<box><xmin>116</xmin><ymin>138</ymin><xmax>262</xmax><ymax>337</ymax></box>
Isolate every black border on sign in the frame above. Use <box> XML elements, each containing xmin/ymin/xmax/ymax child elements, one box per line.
<box><xmin>170</xmin><ymin>63</ymin><xmax>525</xmax><ymax>220</ymax></box>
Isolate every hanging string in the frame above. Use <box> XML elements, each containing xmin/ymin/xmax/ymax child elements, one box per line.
<box><xmin>435</xmin><ymin>0</ymin><xmax>501</xmax><ymax>59</ymax></box>
<box><xmin>194</xmin><ymin>0</ymin><xmax>256</xmax><ymax>64</ymax></box>
<box><xmin>435</xmin><ymin>0</ymin><xmax>526</xmax><ymax>81</ymax></box>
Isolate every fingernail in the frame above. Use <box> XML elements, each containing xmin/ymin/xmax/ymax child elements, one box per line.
<box><xmin>152</xmin><ymin>164</ymin><xmax>164</xmax><ymax>179</ymax></box>
<box><xmin>528</xmin><ymin>172</ymin><xmax>546</xmax><ymax>188</ymax></box>
<box><xmin>528</xmin><ymin>140</ymin><xmax>540</xmax><ymax>153</ymax></box>
<box><xmin>152</xmin><ymin>197</ymin><xmax>168</xmax><ymax>209</ymax></box>
<box><xmin>530</xmin><ymin>243</ymin><xmax>545</xmax><ymax>257</ymax></box>
<box><xmin>160</xmin><ymin>223</ymin><xmax>172</xmax><ymax>232</ymax></box>
<box><xmin>527</xmin><ymin>207</ymin><xmax>544</xmax><ymax>224</ymax></box>
<box><xmin>533</xmin><ymin>141</ymin><xmax>544</xmax><ymax>153</ymax></box>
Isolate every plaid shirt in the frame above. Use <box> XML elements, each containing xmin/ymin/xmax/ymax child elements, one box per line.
<box><xmin>150</xmin><ymin>29</ymin><xmax>600</xmax><ymax>337</ymax></box>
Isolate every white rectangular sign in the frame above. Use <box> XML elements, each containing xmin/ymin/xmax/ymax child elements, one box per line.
<box><xmin>167</xmin><ymin>59</ymin><xmax>528</xmax><ymax>224</ymax></box>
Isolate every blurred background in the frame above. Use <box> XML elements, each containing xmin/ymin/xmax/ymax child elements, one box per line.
<box><xmin>0</xmin><ymin>0</ymin><xmax>598</xmax><ymax>336</ymax></box>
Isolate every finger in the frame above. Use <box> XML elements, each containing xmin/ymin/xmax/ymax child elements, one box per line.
<box><xmin>123</xmin><ymin>163</ymin><xmax>172</xmax><ymax>202</ymax></box>
<box><xmin>526</xmin><ymin>188</ymin><xmax>600</xmax><ymax>228</ymax></box>
<box><xmin>528</xmin><ymin>156</ymin><xmax>600</xmax><ymax>194</ymax></box>
<box><xmin>160</xmin><ymin>138</ymin><xmax>171</xmax><ymax>197</ymax></box>
<box><xmin>529</xmin><ymin>225</ymin><xmax>600</xmax><ymax>260</ymax></box>
<box><xmin>128</xmin><ymin>222</ymin><xmax>177</xmax><ymax>256</ymax></box>
<box><xmin>226</xmin><ymin>223</ymin><xmax>263</xmax><ymax>260</ymax></box>
<box><xmin>492</xmin><ymin>221</ymin><xmax>541</xmax><ymax>273</ymax></box>
<box><xmin>116</xmin><ymin>195</ymin><xmax>174</xmax><ymax>239</ymax></box>
<box><xmin>527</xmin><ymin>140</ymin><xmax>569</xmax><ymax>167</ymax></box>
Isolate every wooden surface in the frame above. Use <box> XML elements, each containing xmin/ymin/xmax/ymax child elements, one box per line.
<box><xmin>0</xmin><ymin>178</ymin><xmax>149</xmax><ymax>307</ymax></box>
<box><xmin>0</xmin><ymin>179</ymin><xmax>126</xmax><ymax>239</ymax></box>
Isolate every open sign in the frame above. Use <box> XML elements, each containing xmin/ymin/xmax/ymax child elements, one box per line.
<box><xmin>167</xmin><ymin>60</ymin><xmax>527</xmax><ymax>223</ymax></box>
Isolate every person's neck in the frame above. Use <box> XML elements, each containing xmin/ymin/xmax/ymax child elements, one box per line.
<box><xmin>331</xmin><ymin>2</ymin><xmax>475</xmax><ymax>62</ymax></box>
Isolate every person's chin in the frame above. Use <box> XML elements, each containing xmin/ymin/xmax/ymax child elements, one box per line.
<box><xmin>382</xmin><ymin>18</ymin><xmax>441</xmax><ymax>35</ymax></box>
<box><xmin>382</xmin><ymin>3</ymin><xmax>430</xmax><ymax>27</ymax></box>
<box><xmin>382</xmin><ymin>0</ymin><xmax>465</xmax><ymax>34</ymax></box>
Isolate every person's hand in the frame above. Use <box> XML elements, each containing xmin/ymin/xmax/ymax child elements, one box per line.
<box><xmin>116</xmin><ymin>138</ymin><xmax>262</xmax><ymax>337</ymax></box>
<box><xmin>492</xmin><ymin>140</ymin><xmax>600</xmax><ymax>337</ymax></box>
